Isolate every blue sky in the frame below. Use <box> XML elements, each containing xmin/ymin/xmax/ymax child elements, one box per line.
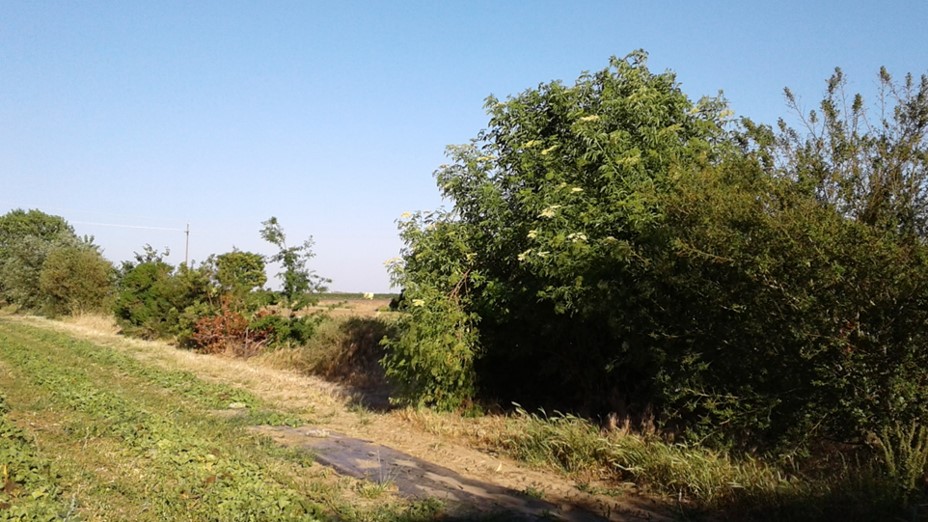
<box><xmin>2</xmin><ymin>1</ymin><xmax>926</xmax><ymax>291</ymax></box>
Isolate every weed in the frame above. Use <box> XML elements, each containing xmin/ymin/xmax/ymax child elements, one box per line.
<box><xmin>875</xmin><ymin>421</ymin><xmax>928</xmax><ymax>496</ymax></box>
<box><xmin>258</xmin><ymin>316</ymin><xmax>393</xmax><ymax>392</ymax></box>
<box><xmin>520</xmin><ymin>483</ymin><xmax>545</xmax><ymax>499</ymax></box>
<box><xmin>401</xmin><ymin>403</ymin><xmax>925</xmax><ymax>519</ymax></box>
<box><xmin>350</xmin><ymin>403</ymin><xmax>373</xmax><ymax>426</ymax></box>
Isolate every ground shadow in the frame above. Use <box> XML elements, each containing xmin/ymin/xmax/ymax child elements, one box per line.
<box><xmin>256</xmin><ymin>425</ymin><xmax>668</xmax><ymax>521</ymax></box>
<box><xmin>682</xmin><ymin>478</ymin><xmax>927</xmax><ymax>522</ymax></box>
<box><xmin>307</xmin><ymin>316</ymin><xmax>398</xmax><ymax>412</ymax></box>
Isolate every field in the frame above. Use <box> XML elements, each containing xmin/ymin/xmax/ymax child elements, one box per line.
<box><xmin>0</xmin><ymin>315</ymin><xmax>663</xmax><ymax>521</ymax></box>
<box><xmin>303</xmin><ymin>298</ymin><xmax>394</xmax><ymax>318</ymax></box>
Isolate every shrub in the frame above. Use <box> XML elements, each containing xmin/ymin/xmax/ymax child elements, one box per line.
<box><xmin>38</xmin><ymin>245</ymin><xmax>114</xmax><ymax>316</ymax></box>
<box><xmin>260</xmin><ymin>316</ymin><xmax>393</xmax><ymax>391</ymax></box>
<box><xmin>388</xmin><ymin>52</ymin><xmax>928</xmax><ymax>460</ymax></box>
<box><xmin>114</xmin><ymin>259</ymin><xmax>213</xmax><ymax>339</ymax></box>
<box><xmin>189</xmin><ymin>298</ymin><xmax>262</xmax><ymax>356</ymax></box>
<box><xmin>248</xmin><ymin>310</ymin><xmax>322</xmax><ymax>347</ymax></box>
<box><xmin>0</xmin><ymin>209</ymin><xmax>84</xmax><ymax>311</ymax></box>
<box><xmin>382</xmin><ymin>292</ymin><xmax>479</xmax><ymax>410</ymax></box>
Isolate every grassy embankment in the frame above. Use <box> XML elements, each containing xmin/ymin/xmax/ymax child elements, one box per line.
<box><xmin>0</xmin><ymin>317</ymin><xmax>440</xmax><ymax>521</ymax></box>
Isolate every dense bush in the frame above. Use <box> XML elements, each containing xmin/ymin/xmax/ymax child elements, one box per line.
<box><xmin>38</xmin><ymin>245</ymin><xmax>114</xmax><ymax>316</ymax></box>
<box><xmin>386</xmin><ymin>51</ymin><xmax>729</xmax><ymax>414</ymax></box>
<box><xmin>649</xmin><ymin>159</ymin><xmax>928</xmax><ymax>448</ymax></box>
<box><xmin>248</xmin><ymin>310</ymin><xmax>320</xmax><ymax>347</ymax></box>
<box><xmin>0</xmin><ymin>209</ymin><xmax>113</xmax><ymax>314</ymax></box>
<box><xmin>114</xmin><ymin>230</ymin><xmax>326</xmax><ymax>354</ymax></box>
<box><xmin>114</xmin><ymin>256</ymin><xmax>213</xmax><ymax>339</ymax></box>
<box><xmin>386</xmin><ymin>51</ymin><xmax>928</xmax><ymax>465</ymax></box>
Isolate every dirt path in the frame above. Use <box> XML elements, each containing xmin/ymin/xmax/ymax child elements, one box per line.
<box><xmin>255</xmin><ymin>426</ymin><xmax>608</xmax><ymax>521</ymax></box>
<box><xmin>16</xmin><ymin>315</ymin><xmax>670</xmax><ymax>521</ymax></box>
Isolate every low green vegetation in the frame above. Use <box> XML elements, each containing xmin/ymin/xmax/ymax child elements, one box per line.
<box><xmin>0</xmin><ymin>391</ymin><xmax>67</xmax><ymax>520</ymax></box>
<box><xmin>0</xmin><ymin>318</ymin><xmax>442</xmax><ymax>521</ymax></box>
<box><xmin>491</xmin><ymin>409</ymin><xmax>913</xmax><ymax>520</ymax></box>
<box><xmin>112</xmin><ymin>218</ymin><xmax>326</xmax><ymax>354</ymax></box>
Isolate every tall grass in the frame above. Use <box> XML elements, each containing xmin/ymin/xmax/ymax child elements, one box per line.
<box><xmin>258</xmin><ymin>316</ymin><xmax>393</xmax><ymax>390</ymax></box>
<box><xmin>877</xmin><ymin>422</ymin><xmax>928</xmax><ymax>497</ymax></box>
<box><xmin>491</xmin><ymin>408</ymin><xmax>783</xmax><ymax>506</ymax></box>
<box><xmin>401</xmin><ymin>405</ymin><xmax>926</xmax><ymax>520</ymax></box>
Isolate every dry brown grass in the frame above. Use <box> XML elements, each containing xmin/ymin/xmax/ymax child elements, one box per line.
<box><xmin>301</xmin><ymin>298</ymin><xmax>396</xmax><ymax>319</ymax></box>
<box><xmin>59</xmin><ymin>312</ymin><xmax>120</xmax><ymax>335</ymax></box>
<box><xmin>258</xmin><ymin>316</ymin><xmax>393</xmax><ymax>391</ymax></box>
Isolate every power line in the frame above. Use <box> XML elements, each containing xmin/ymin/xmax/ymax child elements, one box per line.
<box><xmin>70</xmin><ymin>221</ymin><xmax>186</xmax><ymax>232</ymax></box>
<box><xmin>72</xmin><ymin>220</ymin><xmax>191</xmax><ymax>265</ymax></box>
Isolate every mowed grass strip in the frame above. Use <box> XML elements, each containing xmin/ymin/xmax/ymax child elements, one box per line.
<box><xmin>2</xmin><ymin>320</ymin><xmax>272</xmax><ymax>415</ymax></box>
<box><xmin>0</xmin><ymin>319</ymin><xmax>442</xmax><ymax>522</ymax></box>
<box><xmin>0</xmin><ymin>319</ymin><xmax>327</xmax><ymax>521</ymax></box>
<box><xmin>0</xmin><ymin>389</ymin><xmax>69</xmax><ymax>520</ymax></box>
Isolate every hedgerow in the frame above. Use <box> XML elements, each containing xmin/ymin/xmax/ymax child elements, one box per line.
<box><xmin>386</xmin><ymin>50</ymin><xmax>928</xmax><ymax>488</ymax></box>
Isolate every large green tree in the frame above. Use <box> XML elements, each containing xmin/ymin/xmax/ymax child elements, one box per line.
<box><xmin>387</xmin><ymin>54</ymin><xmax>928</xmax><ymax>453</ymax></box>
<box><xmin>0</xmin><ymin>209</ymin><xmax>106</xmax><ymax>311</ymax></box>
<box><xmin>385</xmin><ymin>51</ymin><xmax>731</xmax><ymax>411</ymax></box>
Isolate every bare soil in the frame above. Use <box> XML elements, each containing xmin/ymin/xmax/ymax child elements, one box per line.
<box><xmin>27</xmin><ymin>314</ymin><xmax>670</xmax><ymax>521</ymax></box>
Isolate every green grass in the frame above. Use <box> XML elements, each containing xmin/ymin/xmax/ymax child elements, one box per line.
<box><xmin>0</xmin><ymin>318</ymin><xmax>441</xmax><ymax>521</ymax></box>
<box><xmin>488</xmin><ymin>408</ymin><xmax>925</xmax><ymax>520</ymax></box>
<box><xmin>0</xmin><ymin>392</ymin><xmax>70</xmax><ymax>520</ymax></box>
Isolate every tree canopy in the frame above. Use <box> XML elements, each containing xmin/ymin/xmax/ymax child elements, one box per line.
<box><xmin>385</xmin><ymin>52</ymin><xmax>928</xmax><ymax>453</ymax></box>
<box><xmin>0</xmin><ymin>209</ymin><xmax>112</xmax><ymax>313</ymax></box>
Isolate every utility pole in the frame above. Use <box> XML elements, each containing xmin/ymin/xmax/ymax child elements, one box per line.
<box><xmin>184</xmin><ymin>224</ymin><xmax>190</xmax><ymax>266</ymax></box>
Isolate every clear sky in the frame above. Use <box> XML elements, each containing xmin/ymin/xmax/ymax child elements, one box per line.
<box><xmin>2</xmin><ymin>1</ymin><xmax>926</xmax><ymax>292</ymax></box>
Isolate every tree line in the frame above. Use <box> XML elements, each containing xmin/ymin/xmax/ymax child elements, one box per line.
<box><xmin>0</xmin><ymin>212</ymin><xmax>327</xmax><ymax>353</ymax></box>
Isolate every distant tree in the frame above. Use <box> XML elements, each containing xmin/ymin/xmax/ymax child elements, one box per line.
<box><xmin>214</xmin><ymin>250</ymin><xmax>266</xmax><ymax>310</ymax></box>
<box><xmin>131</xmin><ymin>244</ymin><xmax>170</xmax><ymax>265</ymax></box>
<box><xmin>0</xmin><ymin>209</ymin><xmax>83</xmax><ymax>310</ymax></box>
<box><xmin>39</xmin><ymin>245</ymin><xmax>114</xmax><ymax>316</ymax></box>
<box><xmin>0</xmin><ymin>208</ymin><xmax>74</xmax><ymax>251</ymax></box>
<box><xmin>260</xmin><ymin>217</ymin><xmax>328</xmax><ymax>309</ymax></box>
